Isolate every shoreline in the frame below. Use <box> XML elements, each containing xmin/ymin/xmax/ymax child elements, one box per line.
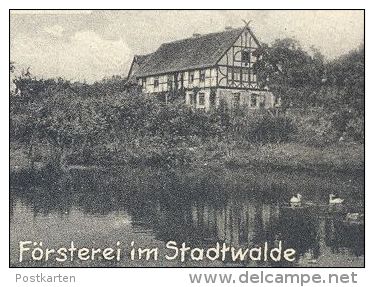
<box><xmin>10</xmin><ymin>142</ymin><xmax>364</xmax><ymax>177</ymax></box>
<box><xmin>10</xmin><ymin>142</ymin><xmax>364</xmax><ymax>187</ymax></box>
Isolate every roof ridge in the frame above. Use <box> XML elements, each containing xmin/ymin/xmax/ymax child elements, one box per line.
<box><xmin>160</xmin><ymin>27</ymin><xmax>243</xmax><ymax>46</ymax></box>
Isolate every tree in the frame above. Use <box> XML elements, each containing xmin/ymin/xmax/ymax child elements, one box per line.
<box><xmin>11</xmin><ymin>68</ymin><xmax>110</xmax><ymax>170</ymax></box>
<box><xmin>324</xmin><ymin>45</ymin><xmax>364</xmax><ymax>141</ymax></box>
<box><xmin>254</xmin><ymin>38</ymin><xmax>325</xmax><ymax>108</ymax></box>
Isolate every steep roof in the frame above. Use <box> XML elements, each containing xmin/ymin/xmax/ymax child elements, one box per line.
<box><xmin>136</xmin><ymin>53</ymin><xmax>153</xmax><ymax>66</ymax></box>
<box><xmin>126</xmin><ymin>53</ymin><xmax>154</xmax><ymax>85</ymax></box>
<box><xmin>135</xmin><ymin>27</ymin><xmax>257</xmax><ymax>77</ymax></box>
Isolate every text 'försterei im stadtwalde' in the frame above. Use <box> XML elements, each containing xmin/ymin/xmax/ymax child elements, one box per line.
<box><xmin>19</xmin><ymin>240</ymin><xmax>296</xmax><ymax>263</ymax></box>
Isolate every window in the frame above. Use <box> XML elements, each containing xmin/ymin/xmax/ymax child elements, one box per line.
<box><xmin>233</xmin><ymin>68</ymin><xmax>241</xmax><ymax>81</ymax></box>
<box><xmin>250</xmin><ymin>94</ymin><xmax>257</xmax><ymax>107</ymax></box>
<box><xmin>258</xmin><ymin>95</ymin><xmax>265</xmax><ymax>108</ymax></box>
<box><xmin>141</xmin><ymin>78</ymin><xmax>146</xmax><ymax>88</ymax></box>
<box><xmin>275</xmin><ymin>97</ymin><xmax>282</xmax><ymax>107</ymax></box>
<box><xmin>198</xmin><ymin>92</ymin><xmax>205</xmax><ymax>106</ymax></box>
<box><xmin>167</xmin><ymin>75</ymin><xmax>173</xmax><ymax>89</ymax></box>
<box><xmin>154</xmin><ymin>77</ymin><xmax>159</xmax><ymax>88</ymax></box>
<box><xmin>189</xmin><ymin>71</ymin><xmax>194</xmax><ymax>84</ymax></box>
<box><xmin>189</xmin><ymin>93</ymin><xmax>196</xmax><ymax>107</ymax></box>
<box><xmin>199</xmin><ymin>70</ymin><xmax>205</xmax><ymax>82</ymax></box>
<box><xmin>242</xmin><ymin>69</ymin><xmax>249</xmax><ymax>82</ymax></box>
<box><xmin>242</xmin><ymin>50</ymin><xmax>250</xmax><ymax>64</ymax></box>
<box><xmin>186</xmin><ymin>93</ymin><xmax>194</xmax><ymax>106</ymax></box>
<box><xmin>251</xmin><ymin>51</ymin><xmax>258</xmax><ymax>63</ymax></box>
<box><xmin>232</xmin><ymin>93</ymin><xmax>240</xmax><ymax>109</ymax></box>
<box><xmin>250</xmin><ymin>72</ymin><xmax>257</xmax><ymax>82</ymax></box>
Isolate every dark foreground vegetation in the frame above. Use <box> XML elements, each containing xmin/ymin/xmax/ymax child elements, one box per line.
<box><xmin>10</xmin><ymin>38</ymin><xmax>364</xmax><ymax>176</ymax></box>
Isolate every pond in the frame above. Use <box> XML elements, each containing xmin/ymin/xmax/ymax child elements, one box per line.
<box><xmin>10</xmin><ymin>166</ymin><xmax>364</xmax><ymax>267</ymax></box>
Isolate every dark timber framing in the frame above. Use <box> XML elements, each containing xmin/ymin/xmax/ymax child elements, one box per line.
<box><xmin>216</xmin><ymin>27</ymin><xmax>262</xmax><ymax>90</ymax></box>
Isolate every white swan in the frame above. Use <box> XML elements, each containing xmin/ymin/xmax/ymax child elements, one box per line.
<box><xmin>290</xmin><ymin>193</ymin><xmax>302</xmax><ymax>204</ymax></box>
<box><xmin>329</xmin><ymin>194</ymin><xmax>344</xmax><ymax>204</ymax></box>
<box><xmin>345</xmin><ymin>213</ymin><xmax>363</xmax><ymax>221</ymax></box>
<box><xmin>344</xmin><ymin>213</ymin><xmax>364</xmax><ymax>225</ymax></box>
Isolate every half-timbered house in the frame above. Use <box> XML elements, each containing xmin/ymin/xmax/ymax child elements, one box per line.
<box><xmin>127</xmin><ymin>25</ymin><xmax>276</xmax><ymax>111</ymax></box>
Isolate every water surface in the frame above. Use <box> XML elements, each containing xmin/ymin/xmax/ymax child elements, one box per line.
<box><xmin>10</xmin><ymin>166</ymin><xmax>364</xmax><ymax>267</ymax></box>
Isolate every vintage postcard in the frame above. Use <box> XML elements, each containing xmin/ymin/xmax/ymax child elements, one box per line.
<box><xmin>9</xmin><ymin>10</ymin><xmax>364</xmax><ymax>268</ymax></box>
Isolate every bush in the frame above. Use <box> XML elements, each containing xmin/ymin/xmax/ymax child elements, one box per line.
<box><xmin>253</xmin><ymin>115</ymin><xmax>296</xmax><ymax>143</ymax></box>
<box><xmin>286</xmin><ymin>108</ymin><xmax>363</xmax><ymax>147</ymax></box>
<box><xmin>291</xmin><ymin>111</ymin><xmax>337</xmax><ymax>146</ymax></box>
<box><xmin>233</xmin><ymin>114</ymin><xmax>297</xmax><ymax>143</ymax></box>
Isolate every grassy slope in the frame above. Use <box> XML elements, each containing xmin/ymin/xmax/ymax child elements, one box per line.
<box><xmin>10</xmin><ymin>140</ymin><xmax>364</xmax><ymax>174</ymax></box>
<box><xmin>214</xmin><ymin>142</ymin><xmax>364</xmax><ymax>172</ymax></box>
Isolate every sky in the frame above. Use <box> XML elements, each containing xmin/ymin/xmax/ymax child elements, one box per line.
<box><xmin>10</xmin><ymin>10</ymin><xmax>364</xmax><ymax>83</ymax></box>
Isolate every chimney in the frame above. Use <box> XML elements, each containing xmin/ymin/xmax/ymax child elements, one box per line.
<box><xmin>192</xmin><ymin>33</ymin><xmax>201</xmax><ymax>38</ymax></box>
<box><xmin>225</xmin><ymin>26</ymin><xmax>233</xmax><ymax>31</ymax></box>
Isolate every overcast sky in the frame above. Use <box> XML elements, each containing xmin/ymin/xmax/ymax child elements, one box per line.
<box><xmin>10</xmin><ymin>10</ymin><xmax>364</xmax><ymax>83</ymax></box>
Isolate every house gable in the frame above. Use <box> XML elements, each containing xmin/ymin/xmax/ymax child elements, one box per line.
<box><xmin>126</xmin><ymin>54</ymin><xmax>153</xmax><ymax>85</ymax></box>
<box><xmin>217</xmin><ymin>27</ymin><xmax>261</xmax><ymax>90</ymax></box>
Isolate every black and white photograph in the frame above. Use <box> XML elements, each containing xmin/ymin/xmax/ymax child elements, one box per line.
<box><xmin>9</xmin><ymin>10</ymin><xmax>364</xmax><ymax>268</ymax></box>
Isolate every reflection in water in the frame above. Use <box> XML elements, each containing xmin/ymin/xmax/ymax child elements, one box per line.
<box><xmin>10</xmin><ymin>167</ymin><xmax>364</xmax><ymax>267</ymax></box>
